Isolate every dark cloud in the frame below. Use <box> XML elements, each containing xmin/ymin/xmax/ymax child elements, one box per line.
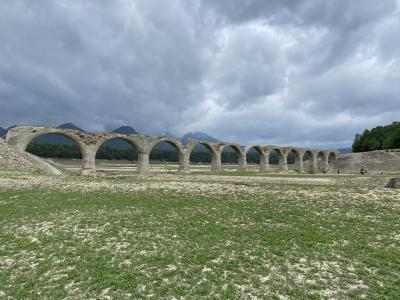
<box><xmin>0</xmin><ymin>0</ymin><xmax>399</xmax><ymax>148</ymax></box>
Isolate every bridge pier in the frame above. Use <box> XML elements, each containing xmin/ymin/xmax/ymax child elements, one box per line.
<box><xmin>294</xmin><ymin>158</ymin><xmax>304</xmax><ymax>173</ymax></box>
<box><xmin>137</xmin><ymin>152</ymin><xmax>150</xmax><ymax>174</ymax></box>
<box><xmin>259</xmin><ymin>152</ymin><xmax>269</xmax><ymax>172</ymax></box>
<box><xmin>81</xmin><ymin>145</ymin><xmax>97</xmax><ymax>176</ymax></box>
<box><xmin>211</xmin><ymin>152</ymin><xmax>222</xmax><ymax>172</ymax></box>
<box><xmin>178</xmin><ymin>151</ymin><xmax>191</xmax><ymax>174</ymax></box>
<box><xmin>308</xmin><ymin>156</ymin><xmax>317</xmax><ymax>174</ymax></box>
<box><xmin>279</xmin><ymin>155</ymin><xmax>289</xmax><ymax>172</ymax></box>
<box><xmin>321</xmin><ymin>156</ymin><xmax>329</xmax><ymax>173</ymax></box>
<box><xmin>238</xmin><ymin>154</ymin><xmax>248</xmax><ymax>171</ymax></box>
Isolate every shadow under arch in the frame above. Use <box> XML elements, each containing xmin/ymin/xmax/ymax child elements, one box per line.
<box><xmin>94</xmin><ymin>137</ymin><xmax>140</xmax><ymax>175</ymax></box>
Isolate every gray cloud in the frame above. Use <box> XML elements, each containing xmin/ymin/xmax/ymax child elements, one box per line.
<box><xmin>0</xmin><ymin>0</ymin><xmax>399</xmax><ymax>148</ymax></box>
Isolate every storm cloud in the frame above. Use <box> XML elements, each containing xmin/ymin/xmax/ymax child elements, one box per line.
<box><xmin>0</xmin><ymin>0</ymin><xmax>399</xmax><ymax>148</ymax></box>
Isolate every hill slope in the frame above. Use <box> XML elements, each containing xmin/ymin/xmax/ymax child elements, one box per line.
<box><xmin>337</xmin><ymin>149</ymin><xmax>400</xmax><ymax>173</ymax></box>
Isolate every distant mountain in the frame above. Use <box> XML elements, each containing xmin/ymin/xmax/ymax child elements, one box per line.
<box><xmin>181</xmin><ymin>132</ymin><xmax>220</xmax><ymax>152</ymax></box>
<box><xmin>57</xmin><ymin>123</ymin><xmax>85</xmax><ymax>131</ymax></box>
<box><xmin>337</xmin><ymin>147</ymin><xmax>352</xmax><ymax>154</ymax></box>
<box><xmin>100</xmin><ymin>126</ymin><xmax>138</xmax><ymax>148</ymax></box>
<box><xmin>158</xmin><ymin>131</ymin><xmax>179</xmax><ymax>139</ymax></box>
<box><xmin>0</xmin><ymin>125</ymin><xmax>17</xmax><ymax>137</ymax></box>
<box><xmin>181</xmin><ymin>132</ymin><xmax>219</xmax><ymax>144</ymax></box>
<box><xmin>112</xmin><ymin>126</ymin><xmax>137</xmax><ymax>135</ymax></box>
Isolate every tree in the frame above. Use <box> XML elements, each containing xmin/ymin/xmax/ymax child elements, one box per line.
<box><xmin>352</xmin><ymin>122</ymin><xmax>400</xmax><ymax>152</ymax></box>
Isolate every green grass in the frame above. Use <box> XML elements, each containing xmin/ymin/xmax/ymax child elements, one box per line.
<box><xmin>0</xmin><ymin>176</ymin><xmax>399</xmax><ymax>298</ymax></box>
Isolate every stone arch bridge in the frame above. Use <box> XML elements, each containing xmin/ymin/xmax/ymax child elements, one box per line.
<box><xmin>6</xmin><ymin>126</ymin><xmax>340</xmax><ymax>176</ymax></box>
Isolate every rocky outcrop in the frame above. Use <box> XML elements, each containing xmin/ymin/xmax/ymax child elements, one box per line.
<box><xmin>385</xmin><ymin>178</ymin><xmax>400</xmax><ymax>188</ymax></box>
<box><xmin>0</xmin><ymin>138</ymin><xmax>62</xmax><ymax>175</ymax></box>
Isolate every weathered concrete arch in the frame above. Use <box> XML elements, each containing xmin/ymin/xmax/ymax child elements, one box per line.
<box><xmin>143</xmin><ymin>137</ymin><xmax>185</xmax><ymax>173</ymax></box>
<box><xmin>328</xmin><ymin>151</ymin><xmax>339</xmax><ymax>162</ymax></box>
<box><xmin>74</xmin><ymin>133</ymin><xmax>148</xmax><ymax>176</ymax></box>
<box><xmin>244</xmin><ymin>145</ymin><xmax>269</xmax><ymax>172</ymax></box>
<box><xmin>266</xmin><ymin>146</ymin><xmax>287</xmax><ymax>171</ymax></box>
<box><xmin>95</xmin><ymin>135</ymin><xmax>143</xmax><ymax>153</ymax></box>
<box><xmin>218</xmin><ymin>143</ymin><xmax>247</xmax><ymax>171</ymax></box>
<box><xmin>5</xmin><ymin>126</ymin><xmax>92</xmax><ymax>174</ymax></box>
<box><xmin>147</xmin><ymin>137</ymin><xmax>184</xmax><ymax>155</ymax></box>
<box><xmin>303</xmin><ymin>149</ymin><xmax>317</xmax><ymax>174</ymax></box>
<box><xmin>6</xmin><ymin>126</ymin><xmax>85</xmax><ymax>151</ymax></box>
<box><xmin>285</xmin><ymin>148</ymin><xmax>303</xmax><ymax>172</ymax></box>
<box><xmin>186</xmin><ymin>140</ymin><xmax>219</xmax><ymax>172</ymax></box>
<box><xmin>93</xmin><ymin>135</ymin><xmax>141</xmax><ymax>174</ymax></box>
<box><xmin>316</xmin><ymin>151</ymin><xmax>329</xmax><ymax>173</ymax></box>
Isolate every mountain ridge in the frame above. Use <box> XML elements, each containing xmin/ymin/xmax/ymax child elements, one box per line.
<box><xmin>0</xmin><ymin>127</ymin><xmax>6</xmax><ymax>137</ymax></box>
<box><xmin>57</xmin><ymin>123</ymin><xmax>85</xmax><ymax>131</ymax></box>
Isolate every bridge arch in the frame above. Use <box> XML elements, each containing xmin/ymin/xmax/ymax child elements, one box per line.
<box><xmin>245</xmin><ymin>146</ymin><xmax>268</xmax><ymax>172</ymax></box>
<box><xmin>188</xmin><ymin>141</ymin><xmax>218</xmax><ymax>172</ymax></box>
<box><xmin>7</xmin><ymin>127</ymin><xmax>85</xmax><ymax>152</ymax></box>
<box><xmin>286</xmin><ymin>148</ymin><xmax>302</xmax><ymax>172</ymax></box>
<box><xmin>268</xmin><ymin>147</ymin><xmax>286</xmax><ymax>172</ymax></box>
<box><xmin>6</xmin><ymin>127</ymin><xmax>89</xmax><ymax>174</ymax></box>
<box><xmin>94</xmin><ymin>136</ymin><xmax>141</xmax><ymax>175</ymax></box>
<box><xmin>316</xmin><ymin>151</ymin><xmax>328</xmax><ymax>173</ymax></box>
<box><xmin>147</xmin><ymin>138</ymin><xmax>185</xmax><ymax>173</ymax></box>
<box><xmin>328</xmin><ymin>151</ymin><xmax>339</xmax><ymax>163</ymax></box>
<box><xmin>220</xmin><ymin>144</ymin><xmax>246</xmax><ymax>171</ymax></box>
<box><xmin>302</xmin><ymin>150</ymin><xmax>316</xmax><ymax>173</ymax></box>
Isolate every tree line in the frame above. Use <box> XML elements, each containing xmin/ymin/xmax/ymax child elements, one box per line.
<box><xmin>352</xmin><ymin>122</ymin><xmax>400</xmax><ymax>152</ymax></box>
<box><xmin>26</xmin><ymin>142</ymin><xmax>294</xmax><ymax>164</ymax></box>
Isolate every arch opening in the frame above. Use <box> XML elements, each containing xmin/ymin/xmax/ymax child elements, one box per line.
<box><xmin>26</xmin><ymin>133</ymin><xmax>83</xmax><ymax>175</ymax></box>
<box><xmin>268</xmin><ymin>148</ymin><xmax>284</xmax><ymax>172</ymax></box>
<box><xmin>246</xmin><ymin>147</ymin><xmax>262</xmax><ymax>172</ymax></box>
<box><xmin>328</xmin><ymin>152</ymin><xmax>338</xmax><ymax>172</ymax></box>
<box><xmin>95</xmin><ymin>138</ymin><xmax>138</xmax><ymax>175</ymax></box>
<box><xmin>328</xmin><ymin>152</ymin><xmax>338</xmax><ymax>163</ymax></box>
<box><xmin>287</xmin><ymin>149</ymin><xmax>301</xmax><ymax>172</ymax></box>
<box><xmin>316</xmin><ymin>151</ymin><xmax>327</xmax><ymax>173</ymax></box>
<box><xmin>221</xmin><ymin>145</ymin><xmax>241</xmax><ymax>171</ymax></box>
<box><xmin>302</xmin><ymin>150</ymin><xmax>315</xmax><ymax>173</ymax></box>
<box><xmin>149</xmin><ymin>141</ymin><xmax>182</xmax><ymax>173</ymax></box>
<box><xmin>189</xmin><ymin>143</ymin><xmax>213</xmax><ymax>172</ymax></box>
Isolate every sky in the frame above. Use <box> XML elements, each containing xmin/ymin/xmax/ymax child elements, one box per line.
<box><xmin>0</xmin><ymin>0</ymin><xmax>399</xmax><ymax>148</ymax></box>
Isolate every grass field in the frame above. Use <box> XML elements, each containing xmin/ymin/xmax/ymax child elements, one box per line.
<box><xmin>0</xmin><ymin>166</ymin><xmax>399</xmax><ymax>299</ymax></box>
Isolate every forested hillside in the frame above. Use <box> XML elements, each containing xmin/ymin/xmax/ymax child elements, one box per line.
<box><xmin>352</xmin><ymin>122</ymin><xmax>400</xmax><ymax>152</ymax></box>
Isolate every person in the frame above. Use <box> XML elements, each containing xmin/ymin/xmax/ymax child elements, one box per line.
<box><xmin>337</xmin><ymin>168</ymin><xmax>340</xmax><ymax>174</ymax></box>
<box><xmin>323</xmin><ymin>169</ymin><xmax>326</xmax><ymax>174</ymax></box>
